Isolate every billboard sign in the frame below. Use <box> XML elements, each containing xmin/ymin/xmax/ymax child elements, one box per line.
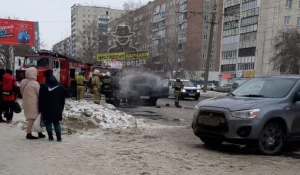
<box><xmin>0</xmin><ymin>18</ymin><xmax>38</xmax><ymax>46</ymax></box>
<box><xmin>97</xmin><ymin>51</ymin><xmax>149</xmax><ymax>61</ymax></box>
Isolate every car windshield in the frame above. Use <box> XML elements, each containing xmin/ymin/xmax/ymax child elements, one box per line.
<box><xmin>232</xmin><ymin>77</ymin><xmax>298</xmax><ymax>98</ymax></box>
<box><xmin>182</xmin><ymin>81</ymin><xmax>195</xmax><ymax>87</ymax></box>
<box><xmin>25</xmin><ymin>57</ymin><xmax>50</xmax><ymax>67</ymax></box>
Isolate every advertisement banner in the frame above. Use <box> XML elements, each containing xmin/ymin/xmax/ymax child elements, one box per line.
<box><xmin>0</xmin><ymin>18</ymin><xmax>37</xmax><ymax>46</ymax></box>
<box><xmin>243</xmin><ymin>70</ymin><xmax>255</xmax><ymax>78</ymax></box>
<box><xmin>125</xmin><ymin>51</ymin><xmax>149</xmax><ymax>60</ymax></box>
<box><xmin>106</xmin><ymin>61</ymin><xmax>123</xmax><ymax>69</ymax></box>
<box><xmin>97</xmin><ymin>52</ymin><xmax>125</xmax><ymax>61</ymax></box>
<box><xmin>97</xmin><ymin>51</ymin><xmax>149</xmax><ymax>61</ymax></box>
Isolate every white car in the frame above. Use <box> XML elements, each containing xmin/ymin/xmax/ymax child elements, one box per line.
<box><xmin>169</xmin><ymin>79</ymin><xmax>200</xmax><ymax>100</ymax></box>
<box><xmin>207</xmin><ymin>83</ymin><xmax>217</xmax><ymax>91</ymax></box>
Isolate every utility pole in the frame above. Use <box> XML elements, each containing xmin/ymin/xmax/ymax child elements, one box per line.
<box><xmin>203</xmin><ymin>2</ymin><xmax>217</xmax><ymax>93</ymax></box>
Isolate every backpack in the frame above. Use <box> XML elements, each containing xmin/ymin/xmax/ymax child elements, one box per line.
<box><xmin>2</xmin><ymin>75</ymin><xmax>15</xmax><ymax>96</ymax></box>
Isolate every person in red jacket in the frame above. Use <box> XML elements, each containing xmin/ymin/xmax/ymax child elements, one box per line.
<box><xmin>2</xmin><ymin>69</ymin><xmax>18</xmax><ymax>124</ymax></box>
<box><xmin>0</xmin><ymin>69</ymin><xmax>5</xmax><ymax>122</ymax></box>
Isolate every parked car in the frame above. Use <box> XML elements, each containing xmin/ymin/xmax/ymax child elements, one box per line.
<box><xmin>169</xmin><ymin>79</ymin><xmax>200</xmax><ymax>100</ymax></box>
<box><xmin>207</xmin><ymin>83</ymin><xmax>217</xmax><ymax>91</ymax></box>
<box><xmin>216</xmin><ymin>83</ymin><xmax>239</xmax><ymax>92</ymax></box>
<box><xmin>192</xmin><ymin>75</ymin><xmax>300</xmax><ymax>155</ymax></box>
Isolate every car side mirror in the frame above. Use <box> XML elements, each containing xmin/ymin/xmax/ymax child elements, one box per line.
<box><xmin>294</xmin><ymin>92</ymin><xmax>300</xmax><ymax>102</ymax></box>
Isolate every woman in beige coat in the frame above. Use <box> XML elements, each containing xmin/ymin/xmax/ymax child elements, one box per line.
<box><xmin>20</xmin><ymin>67</ymin><xmax>45</xmax><ymax>140</ymax></box>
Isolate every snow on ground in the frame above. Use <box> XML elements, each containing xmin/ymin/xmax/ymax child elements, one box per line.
<box><xmin>12</xmin><ymin>100</ymin><xmax>137</xmax><ymax>134</ymax></box>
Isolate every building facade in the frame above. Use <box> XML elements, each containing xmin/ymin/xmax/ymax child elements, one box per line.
<box><xmin>108</xmin><ymin>0</ymin><xmax>223</xmax><ymax>79</ymax></box>
<box><xmin>52</xmin><ymin>36</ymin><xmax>72</xmax><ymax>56</ymax></box>
<box><xmin>70</xmin><ymin>4</ymin><xmax>125</xmax><ymax>59</ymax></box>
<box><xmin>220</xmin><ymin>0</ymin><xmax>300</xmax><ymax>85</ymax></box>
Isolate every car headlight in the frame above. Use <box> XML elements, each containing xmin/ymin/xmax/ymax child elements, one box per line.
<box><xmin>231</xmin><ymin>109</ymin><xmax>260</xmax><ymax>119</ymax></box>
<box><xmin>182</xmin><ymin>89</ymin><xmax>186</xmax><ymax>92</ymax></box>
<box><xmin>197</xmin><ymin>90</ymin><xmax>200</xmax><ymax>92</ymax></box>
<box><xmin>194</xmin><ymin>105</ymin><xmax>200</xmax><ymax>110</ymax></box>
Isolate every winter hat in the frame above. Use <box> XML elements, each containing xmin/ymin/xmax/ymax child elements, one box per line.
<box><xmin>44</xmin><ymin>69</ymin><xmax>53</xmax><ymax>79</ymax></box>
<box><xmin>5</xmin><ymin>69</ymin><xmax>13</xmax><ymax>75</ymax></box>
<box><xmin>93</xmin><ymin>70</ymin><xmax>100</xmax><ymax>75</ymax></box>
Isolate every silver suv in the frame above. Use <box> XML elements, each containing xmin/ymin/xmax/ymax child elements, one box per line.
<box><xmin>192</xmin><ymin>76</ymin><xmax>300</xmax><ymax>155</ymax></box>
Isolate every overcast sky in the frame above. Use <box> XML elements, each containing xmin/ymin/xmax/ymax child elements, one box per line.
<box><xmin>0</xmin><ymin>0</ymin><xmax>148</xmax><ymax>49</ymax></box>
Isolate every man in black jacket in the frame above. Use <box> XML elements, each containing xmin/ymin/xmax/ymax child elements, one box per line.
<box><xmin>39</xmin><ymin>70</ymin><xmax>65</xmax><ymax>142</ymax></box>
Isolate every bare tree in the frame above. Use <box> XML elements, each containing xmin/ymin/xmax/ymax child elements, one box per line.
<box><xmin>0</xmin><ymin>44</ymin><xmax>34</xmax><ymax>69</ymax></box>
<box><xmin>76</xmin><ymin>20</ymin><xmax>100</xmax><ymax>63</ymax></box>
<box><xmin>270</xmin><ymin>28</ymin><xmax>300</xmax><ymax>74</ymax></box>
<box><xmin>123</xmin><ymin>0</ymin><xmax>143</xmax><ymax>12</ymax></box>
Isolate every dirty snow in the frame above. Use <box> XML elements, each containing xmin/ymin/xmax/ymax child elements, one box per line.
<box><xmin>12</xmin><ymin>100</ymin><xmax>137</xmax><ymax>134</ymax></box>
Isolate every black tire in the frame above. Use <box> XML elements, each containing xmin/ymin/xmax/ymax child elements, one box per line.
<box><xmin>200</xmin><ymin>136</ymin><xmax>223</xmax><ymax>147</ymax></box>
<box><xmin>195</xmin><ymin>97</ymin><xmax>199</xmax><ymax>100</ymax></box>
<box><xmin>257</xmin><ymin>123</ymin><xmax>285</xmax><ymax>155</ymax></box>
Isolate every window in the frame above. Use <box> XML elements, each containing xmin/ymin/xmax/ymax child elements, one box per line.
<box><xmin>284</xmin><ymin>16</ymin><xmax>291</xmax><ymax>25</ymax></box>
<box><xmin>224</xmin><ymin>4</ymin><xmax>240</xmax><ymax>15</ymax></box>
<box><xmin>298</xmin><ymin>1</ymin><xmax>300</xmax><ymax>8</ymax></box>
<box><xmin>223</xmin><ymin>20</ymin><xmax>239</xmax><ymax>30</ymax></box>
<box><xmin>205</xmin><ymin>5</ymin><xmax>210</xmax><ymax>10</ymax></box>
<box><xmin>222</xmin><ymin>50</ymin><xmax>237</xmax><ymax>59</ymax></box>
<box><xmin>238</xmin><ymin>47</ymin><xmax>256</xmax><ymax>57</ymax></box>
<box><xmin>222</xmin><ymin>35</ymin><xmax>238</xmax><ymax>44</ymax></box>
<box><xmin>203</xmin><ymin>44</ymin><xmax>208</xmax><ymax>49</ymax></box>
<box><xmin>221</xmin><ymin>64</ymin><xmax>236</xmax><ymax>72</ymax></box>
<box><xmin>204</xmin><ymin>24</ymin><xmax>208</xmax><ymax>30</ymax></box>
<box><xmin>241</xmin><ymin>16</ymin><xmax>258</xmax><ymax>27</ymax></box>
<box><xmin>210</xmin><ymin>62</ymin><xmax>214</xmax><ymax>69</ymax></box>
<box><xmin>240</xmin><ymin>32</ymin><xmax>257</xmax><ymax>42</ymax></box>
<box><xmin>204</xmin><ymin>15</ymin><xmax>209</xmax><ymax>21</ymax></box>
<box><xmin>297</xmin><ymin>17</ymin><xmax>300</xmax><ymax>26</ymax></box>
<box><xmin>203</xmin><ymin>35</ymin><xmax>208</xmax><ymax>40</ymax></box>
<box><xmin>242</xmin><ymin>0</ymin><xmax>258</xmax><ymax>11</ymax></box>
<box><xmin>286</xmin><ymin>0</ymin><xmax>292</xmax><ymax>8</ymax></box>
<box><xmin>238</xmin><ymin>63</ymin><xmax>255</xmax><ymax>70</ymax></box>
<box><xmin>203</xmin><ymin>54</ymin><xmax>207</xmax><ymax>59</ymax></box>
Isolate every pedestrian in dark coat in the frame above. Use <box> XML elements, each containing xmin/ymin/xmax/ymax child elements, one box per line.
<box><xmin>38</xmin><ymin>70</ymin><xmax>65</xmax><ymax>142</ymax></box>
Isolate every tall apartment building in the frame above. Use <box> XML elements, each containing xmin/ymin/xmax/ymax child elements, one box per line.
<box><xmin>220</xmin><ymin>0</ymin><xmax>300</xmax><ymax>85</ymax></box>
<box><xmin>52</xmin><ymin>36</ymin><xmax>72</xmax><ymax>56</ymax></box>
<box><xmin>108</xmin><ymin>0</ymin><xmax>223</xmax><ymax>79</ymax></box>
<box><xmin>70</xmin><ymin>4</ymin><xmax>125</xmax><ymax>58</ymax></box>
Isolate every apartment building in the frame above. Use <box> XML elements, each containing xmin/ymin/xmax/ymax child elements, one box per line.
<box><xmin>70</xmin><ymin>4</ymin><xmax>125</xmax><ymax>58</ymax></box>
<box><xmin>220</xmin><ymin>0</ymin><xmax>300</xmax><ymax>85</ymax></box>
<box><xmin>108</xmin><ymin>0</ymin><xmax>222</xmax><ymax>79</ymax></box>
<box><xmin>52</xmin><ymin>36</ymin><xmax>72</xmax><ymax>56</ymax></box>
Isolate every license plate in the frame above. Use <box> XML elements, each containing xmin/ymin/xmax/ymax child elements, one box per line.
<box><xmin>199</xmin><ymin>117</ymin><xmax>221</xmax><ymax>126</ymax></box>
<box><xmin>140</xmin><ymin>96</ymin><xmax>150</xmax><ymax>99</ymax></box>
<box><xmin>189</xmin><ymin>94</ymin><xmax>195</xmax><ymax>96</ymax></box>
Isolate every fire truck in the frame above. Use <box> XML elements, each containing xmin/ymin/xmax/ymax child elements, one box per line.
<box><xmin>15</xmin><ymin>50</ymin><xmax>89</xmax><ymax>96</ymax></box>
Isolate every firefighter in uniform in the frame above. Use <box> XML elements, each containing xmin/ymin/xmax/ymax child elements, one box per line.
<box><xmin>173</xmin><ymin>78</ymin><xmax>184</xmax><ymax>108</ymax></box>
<box><xmin>102</xmin><ymin>72</ymin><xmax>114</xmax><ymax>104</ymax></box>
<box><xmin>76</xmin><ymin>71</ymin><xmax>85</xmax><ymax>101</ymax></box>
<box><xmin>92</xmin><ymin>70</ymin><xmax>101</xmax><ymax>104</ymax></box>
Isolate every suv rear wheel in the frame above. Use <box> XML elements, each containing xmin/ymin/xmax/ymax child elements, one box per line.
<box><xmin>200</xmin><ymin>136</ymin><xmax>223</xmax><ymax>147</ymax></box>
<box><xmin>257</xmin><ymin>123</ymin><xmax>284</xmax><ymax>155</ymax></box>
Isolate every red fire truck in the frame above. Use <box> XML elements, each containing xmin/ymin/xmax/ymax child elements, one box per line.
<box><xmin>15</xmin><ymin>50</ymin><xmax>90</xmax><ymax>96</ymax></box>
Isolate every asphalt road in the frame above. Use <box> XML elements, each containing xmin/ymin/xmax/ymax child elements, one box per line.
<box><xmin>157</xmin><ymin>97</ymin><xmax>209</xmax><ymax>110</ymax></box>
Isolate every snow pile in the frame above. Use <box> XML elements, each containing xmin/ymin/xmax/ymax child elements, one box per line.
<box><xmin>62</xmin><ymin>100</ymin><xmax>137</xmax><ymax>132</ymax></box>
<box><xmin>200</xmin><ymin>90</ymin><xmax>226</xmax><ymax>98</ymax></box>
<box><xmin>11</xmin><ymin>100</ymin><xmax>137</xmax><ymax>134</ymax></box>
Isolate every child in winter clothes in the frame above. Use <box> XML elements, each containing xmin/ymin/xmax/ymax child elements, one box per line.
<box><xmin>39</xmin><ymin>70</ymin><xmax>65</xmax><ymax>142</ymax></box>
